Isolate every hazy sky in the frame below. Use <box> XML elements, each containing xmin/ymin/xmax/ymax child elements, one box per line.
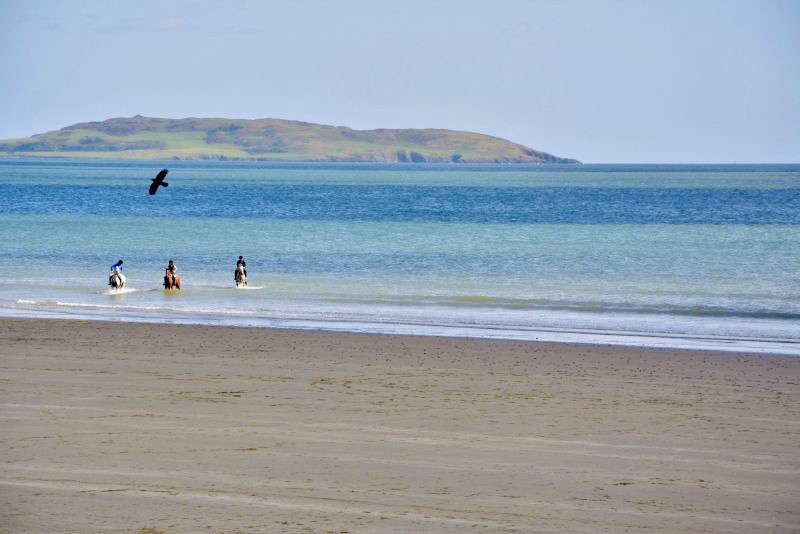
<box><xmin>1</xmin><ymin>0</ymin><xmax>798</xmax><ymax>163</ymax></box>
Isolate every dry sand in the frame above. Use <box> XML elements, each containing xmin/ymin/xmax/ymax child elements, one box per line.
<box><xmin>1</xmin><ymin>317</ymin><xmax>798</xmax><ymax>533</ymax></box>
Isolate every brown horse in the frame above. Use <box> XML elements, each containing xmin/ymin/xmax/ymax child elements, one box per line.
<box><xmin>164</xmin><ymin>270</ymin><xmax>181</xmax><ymax>290</ymax></box>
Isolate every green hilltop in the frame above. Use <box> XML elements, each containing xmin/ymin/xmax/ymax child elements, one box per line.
<box><xmin>0</xmin><ymin>115</ymin><xmax>579</xmax><ymax>163</ymax></box>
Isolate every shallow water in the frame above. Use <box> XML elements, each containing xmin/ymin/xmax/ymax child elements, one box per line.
<box><xmin>1</xmin><ymin>159</ymin><xmax>798</xmax><ymax>353</ymax></box>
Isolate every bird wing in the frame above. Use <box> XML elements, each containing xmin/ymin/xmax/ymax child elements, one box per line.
<box><xmin>156</xmin><ymin>169</ymin><xmax>168</xmax><ymax>181</ymax></box>
<box><xmin>149</xmin><ymin>182</ymin><xmax>159</xmax><ymax>195</ymax></box>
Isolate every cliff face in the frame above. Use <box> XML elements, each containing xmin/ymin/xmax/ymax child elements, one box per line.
<box><xmin>0</xmin><ymin>116</ymin><xmax>580</xmax><ymax>163</ymax></box>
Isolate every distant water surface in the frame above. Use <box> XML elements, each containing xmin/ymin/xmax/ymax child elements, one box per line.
<box><xmin>1</xmin><ymin>159</ymin><xmax>798</xmax><ymax>354</ymax></box>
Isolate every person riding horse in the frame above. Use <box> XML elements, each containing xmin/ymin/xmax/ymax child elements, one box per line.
<box><xmin>108</xmin><ymin>259</ymin><xmax>125</xmax><ymax>289</ymax></box>
<box><xmin>164</xmin><ymin>259</ymin><xmax>181</xmax><ymax>290</ymax></box>
<box><xmin>235</xmin><ymin>256</ymin><xmax>247</xmax><ymax>287</ymax></box>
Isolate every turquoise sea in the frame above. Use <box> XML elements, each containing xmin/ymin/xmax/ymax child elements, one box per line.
<box><xmin>1</xmin><ymin>159</ymin><xmax>798</xmax><ymax>354</ymax></box>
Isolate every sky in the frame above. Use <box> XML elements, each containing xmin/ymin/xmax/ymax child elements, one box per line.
<box><xmin>0</xmin><ymin>0</ymin><xmax>798</xmax><ymax>163</ymax></box>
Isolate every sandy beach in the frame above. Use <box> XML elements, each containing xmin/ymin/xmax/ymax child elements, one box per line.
<box><xmin>1</xmin><ymin>317</ymin><xmax>798</xmax><ymax>533</ymax></box>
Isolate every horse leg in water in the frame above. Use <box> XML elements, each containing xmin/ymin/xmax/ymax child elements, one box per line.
<box><xmin>164</xmin><ymin>272</ymin><xmax>181</xmax><ymax>290</ymax></box>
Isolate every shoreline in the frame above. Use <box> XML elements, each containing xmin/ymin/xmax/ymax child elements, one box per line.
<box><xmin>2</xmin><ymin>304</ymin><xmax>799</xmax><ymax>356</ymax></box>
<box><xmin>2</xmin><ymin>317</ymin><xmax>799</xmax><ymax>532</ymax></box>
<box><xmin>4</xmin><ymin>155</ymin><xmax>800</xmax><ymax>166</ymax></box>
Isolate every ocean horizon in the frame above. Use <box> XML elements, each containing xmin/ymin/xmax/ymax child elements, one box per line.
<box><xmin>1</xmin><ymin>158</ymin><xmax>798</xmax><ymax>354</ymax></box>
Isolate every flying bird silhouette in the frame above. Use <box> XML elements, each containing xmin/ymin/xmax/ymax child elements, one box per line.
<box><xmin>149</xmin><ymin>169</ymin><xmax>169</xmax><ymax>195</ymax></box>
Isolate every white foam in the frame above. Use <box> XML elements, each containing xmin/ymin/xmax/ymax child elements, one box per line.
<box><xmin>6</xmin><ymin>290</ymin><xmax>799</xmax><ymax>356</ymax></box>
<box><xmin>105</xmin><ymin>287</ymin><xmax>138</xmax><ymax>295</ymax></box>
<box><xmin>3</xmin><ymin>300</ymin><xmax>798</xmax><ymax>355</ymax></box>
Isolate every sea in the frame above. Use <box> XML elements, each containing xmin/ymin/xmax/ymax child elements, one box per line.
<box><xmin>1</xmin><ymin>158</ymin><xmax>798</xmax><ymax>354</ymax></box>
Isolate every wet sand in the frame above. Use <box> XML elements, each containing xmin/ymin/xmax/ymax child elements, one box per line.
<box><xmin>1</xmin><ymin>317</ymin><xmax>798</xmax><ymax>533</ymax></box>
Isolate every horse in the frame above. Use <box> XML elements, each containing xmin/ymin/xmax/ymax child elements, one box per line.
<box><xmin>164</xmin><ymin>270</ymin><xmax>181</xmax><ymax>290</ymax></box>
<box><xmin>234</xmin><ymin>264</ymin><xmax>247</xmax><ymax>287</ymax></box>
<box><xmin>108</xmin><ymin>268</ymin><xmax>126</xmax><ymax>290</ymax></box>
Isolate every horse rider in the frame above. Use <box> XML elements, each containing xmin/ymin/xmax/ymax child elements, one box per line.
<box><xmin>163</xmin><ymin>259</ymin><xmax>181</xmax><ymax>290</ymax></box>
<box><xmin>236</xmin><ymin>256</ymin><xmax>247</xmax><ymax>277</ymax></box>
<box><xmin>109</xmin><ymin>259</ymin><xmax>124</xmax><ymax>286</ymax></box>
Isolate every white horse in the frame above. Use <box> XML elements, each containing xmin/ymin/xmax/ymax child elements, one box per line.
<box><xmin>234</xmin><ymin>264</ymin><xmax>247</xmax><ymax>287</ymax></box>
<box><xmin>108</xmin><ymin>267</ymin><xmax>126</xmax><ymax>290</ymax></box>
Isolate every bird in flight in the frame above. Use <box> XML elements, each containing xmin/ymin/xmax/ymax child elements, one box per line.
<box><xmin>149</xmin><ymin>169</ymin><xmax>169</xmax><ymax>195</ymax></box>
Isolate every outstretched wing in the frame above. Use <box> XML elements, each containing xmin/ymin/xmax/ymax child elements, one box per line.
<box><xmin>155</xmin><ymin>169</ymin><xmax>168</xmax><ymax>181</ymax></box>
<box><xmin>149</xmin><ymin>181</ymin><xmax>159</xmax><ymax>195</ymax></box>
